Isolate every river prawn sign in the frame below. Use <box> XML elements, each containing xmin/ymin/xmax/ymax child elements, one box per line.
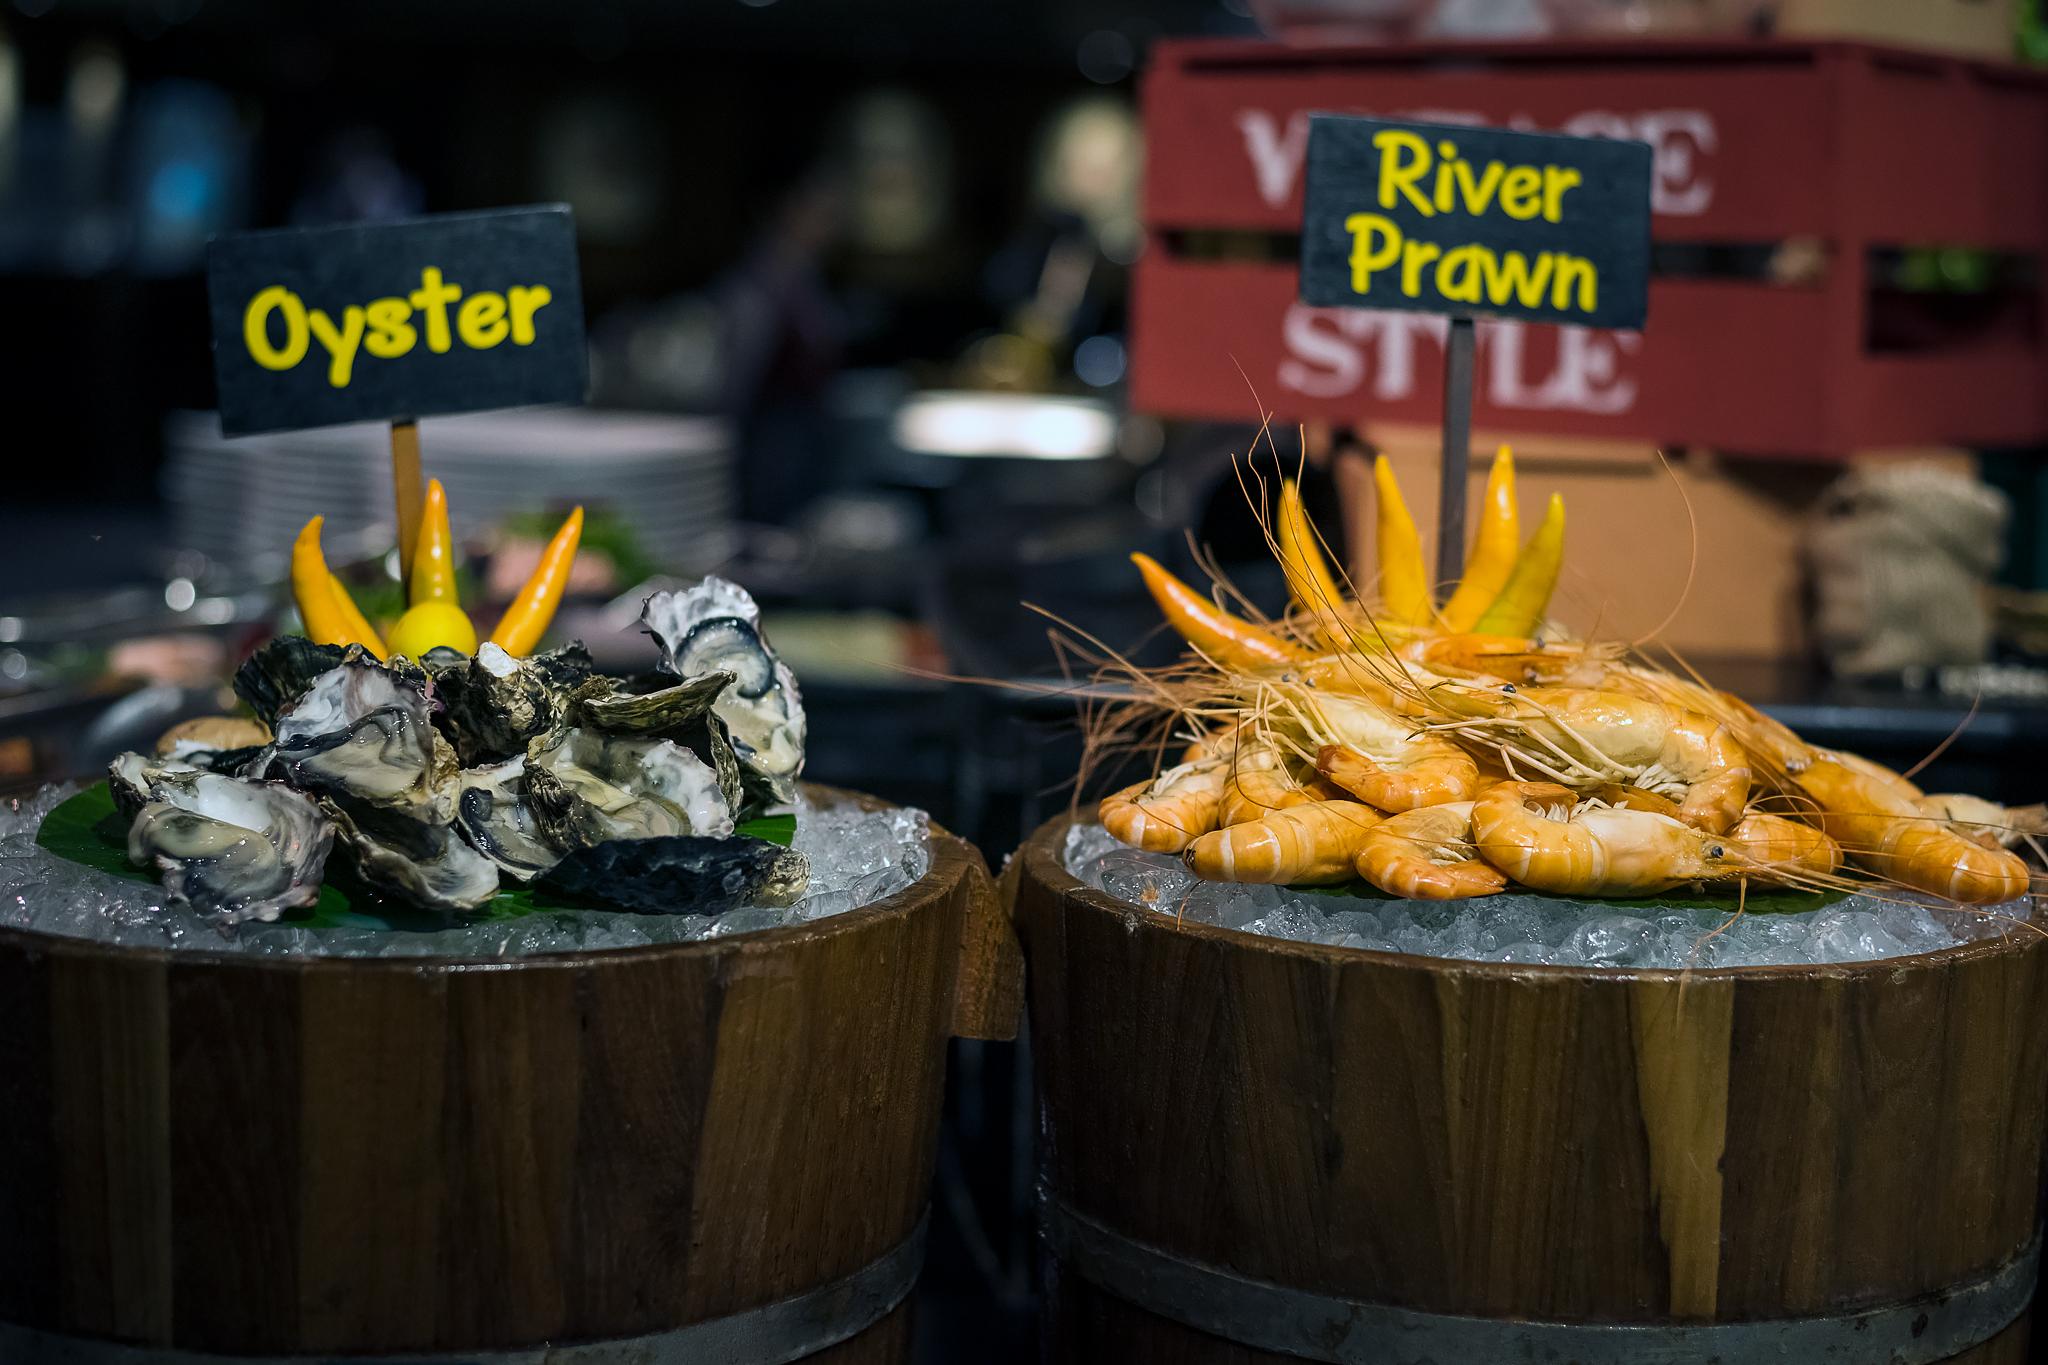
<box><xmin>207</xmin><ymin>205</ymin><xmax>587</xmax><ymax>437</ymax></box>
<box><xmin>1299</xmin><ymin>114</ymin><xmax>1652</xmax><ymax>330</ymax></box>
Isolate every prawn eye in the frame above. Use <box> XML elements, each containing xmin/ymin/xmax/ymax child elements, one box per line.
<box><xmin>1709</xmin><ymin>845</ymin><xmax>1726</xmax><ymax>858</ymax></box>
<box><xmin>1502</xmin><ymin>683</ymin><xmax>1517</xmax><ymax>694</ymax></box>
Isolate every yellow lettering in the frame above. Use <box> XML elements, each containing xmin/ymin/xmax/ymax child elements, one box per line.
<box><xmin>409</xmin><ymin>266</ymin><xmax>463</xmax><ymax>354</ymax></box>
<box><xmin>1399</xmin><ymin>238</ymin><xmax>1441</xmax><ymax>297</ymax></box>
<box><xmin>1498</xmin><ymin>166</ymin><xmax>1543</xmax><ymax>219</ymax></box>
<box><xmin>242</xmin><ymin>285</ymin><xmax>308</xmax><ymax>371</ymax></box>
<box><xmin>1450</xmin><ymin>159</ymin><xmax>1506</xmax><ymax>216</ymax></box>
<box><xmin>457</xmin><ymin>291</ymin><xmax>509</xmax><ymax>349</ymax></box>
<box><xmin>363</xmin><ymin>298</ymin><xmax>416</xmax><ymax>359</ymax></box>
<box><xmin>1542</xmin><ymin>166</ymin><xmax>1583</xmax><ymax>223</ymax></box>
<box><xmin>1433</xmin><ymin>141</ymin><xmax>1459</xmax><ymax>214</ymax></box>
<box><xmin>306</xmin><ymin>306</ymin><xmax>366</xmax><ymax>388</ymax></box>
<box><xmin>1373</xmin><ymin>130</ymin><xmax>1434</xmax><ymax>216</ymax></box>
<box><xmin>1343</xmin><ymin>214</ymin><xmax>1402</xmax><ymax>295</ymax></box>
<box><xmin>1552</xmin><ymin>255</ymin><xmax>1598</xmax><ymax>312</ymax></box>
<box><xmin>1479</xmin><ymin>250</ymin><xmax>1555</xmax><ymax>309</ymax></box>
<box><xmin>507</xmin><ymin>285</ymin><xmax>553</xmax><ymax>345</ymax></box>
<box><xmin>1435</xmin><ymin>245</ymin><xmax>1486</xmax><ymax>304</ymax></box>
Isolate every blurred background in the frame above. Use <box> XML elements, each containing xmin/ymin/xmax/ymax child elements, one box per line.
<box><xmin>4</xmin><ymin>0</ymin><xmax>2048</xmax><ymax>1357</ymax></box>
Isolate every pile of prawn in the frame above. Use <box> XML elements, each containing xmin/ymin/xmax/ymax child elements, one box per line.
<box><xmin>1095</xmin><ymin>446</ymin><xmax>2047</xmax><ymax>907</ymax></box>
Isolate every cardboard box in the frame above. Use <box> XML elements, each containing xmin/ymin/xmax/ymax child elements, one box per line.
<box><xmin>1769</xmin><ymin>0</ymin><xmax>2017</xmax><ymax>59</ymax></box>
<box><xmin>1339</xmin><ymin>425</ymin><xmax>1976</xmax><ymax>661</ymax></box>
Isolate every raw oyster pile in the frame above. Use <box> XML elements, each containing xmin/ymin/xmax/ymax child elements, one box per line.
<box><xmin>104</xmin><ymin>577</ymin><xmax>811</xmax><ymax>926</ymax></box>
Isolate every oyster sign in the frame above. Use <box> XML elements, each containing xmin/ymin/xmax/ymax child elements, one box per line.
<box><xmin>206</xmin><ymin>205</ymin><xmax>587</xmax><ymax>436</ymax></box>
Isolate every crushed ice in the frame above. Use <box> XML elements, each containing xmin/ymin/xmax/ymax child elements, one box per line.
<box><xmin>0</xmin><ymin>785</ymin><xmax>929</xmax><ymax>959</ymax></box>
<box><xmin>1062</xmin><ymin>823</ymin><xmax>2032</xmax><ymax>968</ymax></box>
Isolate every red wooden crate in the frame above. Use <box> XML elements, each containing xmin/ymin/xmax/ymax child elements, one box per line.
<box><xmin>1131</xmin><ymin>37</ymin><xmax>2048</xmax><ymax>454</ymax></box>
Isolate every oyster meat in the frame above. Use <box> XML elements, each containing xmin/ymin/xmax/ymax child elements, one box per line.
<box><xmin>455</xmin><ymin>757</ymin><xmax>562</xmax><ymax>882</ymax></box>
<box><xmin>540</xmin><ymin>834</ymin><xmax>809</xmax><ymax>915</ymax></box>
<box><xmin>330</xmin><ymin>803</ymin><xmax>500</xmax><ymax>913</ymax></box>
<box><xmin>270</xmin><ymin>656</ymin><xmax>460</xmax><ymax>825</ymax></box>
<box><xmin>524</xmin><ymin>726</ymin><xmax>735</xmax><ymax>850</ymax></box>
<box><xmin>110</xmin><ymin>753</ymin><xmax>334</xmax><ymax>924</ymax></box>
<box><xmin>640</xmin><ymin>578</ymin><xmax>806</xmax><ymax>803</ymax></box>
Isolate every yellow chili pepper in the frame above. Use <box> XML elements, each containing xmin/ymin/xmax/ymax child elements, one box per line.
<box><xmin>326</xmin><ymin>572</ymin><xmax>389</xmax><ymax>657</ymax></box>
<box><xmin>1130</xmin><ymin>552</ymin><xmax>1304</xmax><ymax>670</ymax></box>
<box><xmin>409</xmin><ymin>478</ymin><xmax>458</xmax><ymax>607</ymax></box>
<box><xmin>290</xmin><ymin>516</ymin><xmax>384</xmax><ymax>653</ymax></box>
<box><xmin>1372</xmin><ymin>456</ymin><xmax>1432</xmax><ymax>627</ymax></box>
<box><xmin>1473</xmin><ymin>492</ymin><xmax>1565</xmax><ymax>637</ymax></box>
<box><xmin>1439</xmin><ymin>445</ymin><xmax>1520</xmax><ymax>632</ymax></box>
<box><xmin>1277</xmin><ymin>478</ymin><xmax>1351</xmax><ymax>648</ymax></box>
<box><xmin>490</xmin><ymin>506</ymin><xmax>584</xmax><ymax>656</ymax></box>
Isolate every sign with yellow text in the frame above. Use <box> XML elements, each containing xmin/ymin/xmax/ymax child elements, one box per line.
<box><xmin>207</xmin><ymin>205</ymin><xmax>586</xmax><ymax>436</ymax></box>
<box><xmin>1299</xmin><ymin>115</ymin><xmax>1651</xmax><ymax>330</ymax></box>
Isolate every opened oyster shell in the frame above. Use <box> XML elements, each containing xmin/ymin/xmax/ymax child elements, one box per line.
<box><xmin>110</xmin><ymin>753</ymin><xmax>334</xmax><ymax>924</ymax></box>
<box><xmin>328</xmin><ymin>800</ymin><xmax>500</xmax><ymax>912</ymax></box>
<box><xmin>270</xmin><ymin>656</ymin><xmax>460</xmax><ymax>825</ymax></box>
<box><xmin>540</xmin><ymin>834</ymin><xmax>808</xmax><ymax>915</ymax></box>
<box><xmin>524</xmin><ymin>726</ymin><xmax>735</xmax><ymax>850</ymax></box>
<box><xmin>641</xmin><ymin>578</ymin><xmax>806</xmax><ymax>804</ymax></box>
<box><xmin>456</xmin><ymin>756</ymin><xmax>561</xmax><ymax>883</ymax></box>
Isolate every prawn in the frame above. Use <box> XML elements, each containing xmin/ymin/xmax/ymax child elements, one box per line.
<box><xmin>1279</xmin><ymin>689</ymin><xmax>1480</xmax><ymax>811</ymax></box>
<box><xmin>1726</xmin><ymin>810</ymin><xmax>1842</xmax><ymax>881</ymax></box>
<box><xmin>1099</xmin><ymin>755</ymin><xmax>1228</xmax><ymax>854</ymax></box>
<box><xmin>1793</xmin><ymin>758</ymin><xmax>2030</xmax><ymax>904</ymax></box>
<box><xmin>1353</xmin><ymin>802</ymin><xmax>1507</xmax><ymax>900</ymax></box>
<box><xmin>1217</xmin><ymin>733</ymin><xmax>1325</xmax><ymax>827</ymax></box>
<box><xmin>1436</xmin><ymin>686</ymin><xmax>1751</xmax><ymax>834</ymax></box>
<box><xmin>1469</xmin><ymin>780</ymin><xmax>1744</xmax><ymax>897</ymax></box>
<box><xmin>1914</xmin><ymin>793</ymin><xmax>2048</xmax><ymax>851</ymax></box>
<box><xmin>1184</xmin><ymin>799</ymin><xmax>1382</xmax><ymax>884</ymax></box>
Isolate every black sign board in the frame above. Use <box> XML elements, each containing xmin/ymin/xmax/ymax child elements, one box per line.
<box><xmin>1299</xmin><ymin>114</ymin><xmax>1652</xmax><ymax>331</ymax></box>
<box><xmin>207</xmin><ymin>205</ymin><xmax>586</xmax><ymax>436</ymax></box>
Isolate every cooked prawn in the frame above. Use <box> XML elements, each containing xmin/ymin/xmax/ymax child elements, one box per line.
<box><xmin>1278</xmin><ymin>690</ymin><xmax>1479</xmax><ymax>811</ymax></box>
<box><xmin>1437</xmin><ymin>686</ymin><xmax>1751</xmax><ymax>834</ymax></box>
<box><xmin>1726</xmin><ymin>810</ymin><xmax>1841</xmax><ymax>881</ymax></box>
<box><xmin>1469</xmin><ymin>780</ymin><xmax>1744</xmax><ymax>897</ymax></box>
<box><xmin>1915</xmin><ymin>793</ymin><xmax>2048</xmax><ymax>850</ymax></box>
<box><xmin>1353</xmin><ymin>802</ymin><xmax>1507</xmax><ymax>900</ymax></box>
<box><xmin>1794</xmin><ymin>758</ymin><xmax>2030</xmax><ymax>904</ymax></box>
<box><xmin>1099</xmin><ymin>756</ymin><xmax>1228</xmax><ymax>854</ymax></box>
<box><xmin>1218</xmin><ymin>734</ymin><xmax>1322</xmax><ymax>827</ymax></box>
<box><xmin>1184</xmin><ymin>799</ymin><xmax>1382</xmax><ymax>884</ymax></box>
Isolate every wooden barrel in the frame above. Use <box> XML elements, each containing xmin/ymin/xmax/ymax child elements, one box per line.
<box><xmin>0</xmin><ymin>790</ymin><xmax>1021</xmax><ymax>1364</ymax></box>
<box><xmin>1009</xmin><ymin>815</ymin><xmax>2048</xmax><ymax>1365</ymax></box>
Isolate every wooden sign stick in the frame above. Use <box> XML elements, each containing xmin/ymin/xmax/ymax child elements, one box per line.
<box><xmin>390</xmin><ymin>418</ymin><xmax>424</xmax><ymax>585</ymax></box>
<box><xmin>1435</xmin><ymin>316</ymin><xmax>1474</xmax><ymax>589</ymax></box>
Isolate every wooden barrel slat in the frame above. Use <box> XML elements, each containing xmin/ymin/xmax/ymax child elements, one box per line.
<box><xmin>1013</xmin><ymin>816</ymin><xmax>2048</xmax><ymax>1362</ymax></box>
<box><xmin>0</xmin><ymin>788</ymin><xmax>1019</xmax><ymax>1362</ymax></box>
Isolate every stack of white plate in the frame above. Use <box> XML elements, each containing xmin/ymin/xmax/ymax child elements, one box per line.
<box><xmin>163</xmin><ymin>409</ymin><xmax>734</xmax><ymax>574</ymax></box>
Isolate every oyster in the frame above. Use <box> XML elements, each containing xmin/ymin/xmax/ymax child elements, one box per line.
<box><xmin>540</xmin><ymin>835</ymin><xmax>808</xmax><ymax>915</ymax></box>
<box><xmin>640</xmin><ymin>578</ymin><xmax>806</xmax><ymax>804</ymax></box>
<box><xmin>527</xmin><ymin>641</ymin><xmax>600</xmax><ymax>693</ymax></box>
<box><xmin>270</xmin><ymin>656</ymin><xmax>460</xmax><ymax>825</ymax></box>
<box><xmin>232</xmin><ymin>636</ymin><xmax>351</xmax><ymax>729</ymax></box>
<box><xmin>109</xmin><ymin>753</ymin><xmax>334</xmax><ymax>924</ymax></box>
<box><xmin>524</xmin><ymin>726</ymin><xmax>735</xmax><ymax>851</ymax></box>
<box><xmin>430</xmin><ymin>642</ymin><xmax>561</xmax><ymax>765</ymax></box>
<box><xmin>328</xmin><ymin>802</ymin><xmax>500</xmax><ymax>912</ymax></box>
<box><xmin>455</xmin><ymin>757</ymin><xmax>562</xmax><ymax>882</ymax></box>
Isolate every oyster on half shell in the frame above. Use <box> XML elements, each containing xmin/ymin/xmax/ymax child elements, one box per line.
<box><xmin>524</xmin><ymin>726</ymin><xmax>735</xmax><ymax>851</ymax></box>
<box><xmin>640</xmin><ymin>577</ymin><xmax>806</xmax><ymax>803</ymax></box>
<box><xmin>270</xmin><ymin>657</ymin><xmax>460</xmax><ymax>825</ymax></box>
<box><xmin>455</xmin><ymin>756</ymin><xmax>562</xmax><ymax>882</ymax></box>
<box><xmin>109</xmin><ymin>753</ymin><xmax>334</xmax><ymax>924</ymax></box>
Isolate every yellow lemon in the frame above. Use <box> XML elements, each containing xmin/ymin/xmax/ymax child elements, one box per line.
<box><xmin>386</xmin><ymin>601</ymin><xmax>478</xmax><ymax>660</ymax></box>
